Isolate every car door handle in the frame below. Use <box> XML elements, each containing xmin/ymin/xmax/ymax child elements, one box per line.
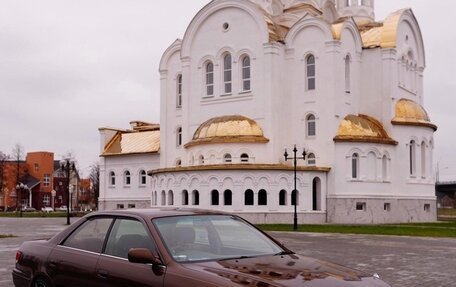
<box><xmin>97</xmin><ymin>269</ymin><xmax>109</xmax><ymax>279</ymax></box>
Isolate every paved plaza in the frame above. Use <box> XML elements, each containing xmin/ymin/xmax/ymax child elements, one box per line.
<box><xmin>1</xmin><ymin>217</ymin><xmax>456</xmax><ymax>286</ymax></box>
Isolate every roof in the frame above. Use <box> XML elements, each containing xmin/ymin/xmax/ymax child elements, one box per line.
<box><xmin>102</xmin><ymin>129</ymin><xmax>160</xmax><ymax>157</ymax></box>
<box><xmin>392</xmin><ymin>99</ymin><xmax>437</xmax><ymax>131</ymax></box>
<box><xmin>334</xmin><ymin>114</ymin><xmax>398</xmax><ymax>145</ymax></box>
<box><xmin>19</xmin><ymin>175</ymin><xmax>40</xmax><ymax>190</ymax></box>
<box><xmin>184</xmin><ymin>115</ymin><xmax>269</xmax><ymax>148</ymax></box>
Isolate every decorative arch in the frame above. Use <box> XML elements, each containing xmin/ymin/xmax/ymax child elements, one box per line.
<box><xmin>285</xmin><ymin>16</ymin><xmax>334</xmax><ymax>47</ymax></box>
<box><xmin>181</xmin><ymin>1</ymin><xmax>270</xmax><ymax>57</ymax></box>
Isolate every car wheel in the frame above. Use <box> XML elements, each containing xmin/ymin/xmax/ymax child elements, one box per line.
<box><xmin>33</xmin><ymin>277</ymin><xmax>52</xmax><ymax>287</ymax></box>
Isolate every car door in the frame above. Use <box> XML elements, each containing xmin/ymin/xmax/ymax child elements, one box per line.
<box><xmin>96</xmin><ymin>217</ymin><xmax>165</xmax><ymax>287</ymax></box>
<box><xmin>47</xmin><ymin>217</ymin><xmax>113</xmax><ymax>287</ymax></box>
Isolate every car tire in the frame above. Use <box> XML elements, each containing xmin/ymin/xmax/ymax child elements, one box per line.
<box><xmin>33</xmin><ymin>276</ymin><xmax>52</xmax><ymax>287</ymax></box>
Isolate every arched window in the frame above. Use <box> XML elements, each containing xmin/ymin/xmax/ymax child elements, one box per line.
<box><xmin>240</xmin><ymin>153</ymin><xmax>249</xmax><ymax>163</ymax></box>
<box><xmin>291</xmin><ymin>190</ymin><xmax>298</xmax><ymax>206</ymax></box>
<box><xmin>241</xmin><ymin>55</ymin><xmax>251</xmax><ymax>91</ymax></box>
<box><xmin>409</xmin><ymin>140</ymin><xmax>416</xmax><ymax>176</ymax></box>
<box><xmin>161</xmin><ymin>190</ymin><xmax>166</xmax><ymax>206</ymax></box>
<box><xmin>167</xmin><ymin>190</ymin><xmax>174</xmax><ymax>206</ymax></box>
<box><xmin>176</xmin><ymin>159</ymin><xmax>182</xmax><ymax>167</ymax></box>
<box><xmin>345</xmin><ymin>55</ymin><xmax>351</xmax><ymax>93</ymax></box>
<box><xmin>244</xmin><ymin>189</ymin><xmax>254</xmax><ymax>205</ymax></box>
<box><xmin>306</xmin><ymin>54</ymin><xmax>316</xmax><ymax>91</ymax></box>
<box><xmin>352</xmin><ymin>153</ymin><xmax>359</xmax><ymax>179</ymax></box>
<box><xmin>109</xmin><ymin>171</ymin><xmax>116</xmax><ymax>186</ymax></box>
<box><xmin>306</xmin><ymin>114</ymin><xmax>316</xmax><ymax>137</ymax></box>
<box><xmin>205</xmin><ymin>62</ymin><xmax>214</xmax><ymax>96</ymax></box>
<box><xmin>192</xmin><ymin>190</ymin><xmax>200</xmax><ymax>205</ymax></box>
<box><xmin>258</xmin><ymin>189</ymin><xmax>267</xmax><ymax>206</ymax></box>
<box><xmin>176</xmin><ymin>74</ymin><xmax>182</xmax><ymax>108</ymax></box>
<box><xmin>421</xmin><ymin>141</ymin><xmax>426</xmax><ymax>178</ymax></box>
<box><xmin>307</xmin><ymin>153</ymin><xmax>316</xmax><ymax>166</ymax></box>
<box><xmin>176</xmin><ymin>127</ymin><xmax>182</xmax><ymax>147</ymax></box>
<box><xmin>211</xmin><ymin>190</ymin><xmax>219</xmax><ymax>205</ymax></box>
<box><xmin>312</xmin><ymin>177</ymin><xmax>321</xmax><ymax>211</ymax></box>
<box><xmin>199</xmin><ymin>155</ymin><xmax>205</xmax><ymax>165</ymax></box>
<box><xmin>224</xmin><ymin>154</ymin><xmax>232</xmax><ymax>163</ymax></box>
<box><xmin>224</xmin><ymin>190</ymin><xmax>232</xmax><ymax>205</ymax></box>
<box><xmin>182</xmin><ymin>190</ymin><xmax>189</xmax><ymax>205</ymax></box>
<box><xmin>223</xmin><ymin>54</ymin><xmax>232</xmax><ymax>94</ymax></box>
<box><xmin>279</xmin><ymin>190</ymin><xmax>287</xmax><ymax>206</ymax></box>
<box><xmin>139</xmin><ymin>170</ymin><xmax>147</xmax><ymax>185</ymax></box>
<box><xmin>124</xmin><ymin>170</ymin><xmax>131</xmax><ymax>185</ymax></box>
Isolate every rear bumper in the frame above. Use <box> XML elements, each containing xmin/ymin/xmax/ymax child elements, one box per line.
<box><xmin>12</xmin><ymin>268</ymin><xmax>31</xmax><ymax>287</ymax></box>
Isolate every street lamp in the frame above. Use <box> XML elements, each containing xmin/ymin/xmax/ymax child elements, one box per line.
<box><xmin>284</xmin><ymin>145</ymin><xmax>307</xmax><ymax>231</ymax></box>
<box><xmin>15</xmin><ymin>183</ymin><xmax>28</xmax><ymax>217</ymax></box>
<box><xmin>60</xmin><ymin>159</ymin><xmax>75</xmax><ymax>225</ymax></box>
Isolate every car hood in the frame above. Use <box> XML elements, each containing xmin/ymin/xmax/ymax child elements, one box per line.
<box><xmin>184</xmin><ymin>254</ymin><xmax>390</xmax><ymax>287</ymax></box>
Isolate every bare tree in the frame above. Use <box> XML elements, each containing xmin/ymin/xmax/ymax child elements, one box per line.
<box><xmin>89</xmin><ymin>163</ymin><xmax>100</xmax><ymax>208</ymax></box>
<box><xmin>11</xmin><ymin>144</ymin><xmax>25</xmax><ymax>184</ymax></box>
<box><xmin>0</xmin><ymin>151</ymin><xmax>9</xmax><ymax>196</ymax></box>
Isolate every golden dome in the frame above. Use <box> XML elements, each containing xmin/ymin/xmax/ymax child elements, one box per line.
<box><xmin>184</xmin><ymin>115</ymin><xmax>269</xmax><ymax>148</ymax></box>
<box><xmin>392</xmin><ymin>99</ymin><xmax>437</xmax><ymax>131</ymax></box>
<box><xmin>334</xmin><ymin>114</ymin><xmax>397</xmax><ymax>145</ymax></box>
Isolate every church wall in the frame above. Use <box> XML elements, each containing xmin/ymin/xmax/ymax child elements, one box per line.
<box><xmin>98</xmin><ymin>153</ymin><xmax>159</xmax><ymax>210</ymax></box>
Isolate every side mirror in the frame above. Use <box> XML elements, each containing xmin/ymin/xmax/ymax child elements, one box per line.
<box><xmin>128</xmin><ymin>248</ymin><xmax>162</xmax><ymax>265</ymax></box>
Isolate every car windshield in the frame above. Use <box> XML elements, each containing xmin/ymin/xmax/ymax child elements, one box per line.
<box><xmin>153</xmin><ymin>215</ymin><xmax>283</xmax><ymax>263</ymax></box>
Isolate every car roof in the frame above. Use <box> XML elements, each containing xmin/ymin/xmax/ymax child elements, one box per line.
<box><xmin>91</xmin><ymin>208</ymin><xmax>231</xmax><ymax>220</ymax></box>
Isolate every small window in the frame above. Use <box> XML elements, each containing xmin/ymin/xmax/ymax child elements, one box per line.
<box><xmin>307</xmin><ymin>153</ymin><xmax>316</xmax><ymax>166</ymax></box>
<box><xmin>224</xmin><ymin>154</ymin><xmax>232</xmax><ymax>163</ymax></box>
<box><xmin>43</xmin><ymin>194</ymin><xmax>50</xmax><ymax>205</ymax></box>
<box><xmin>409</xmin><ymin>140</ymin><xmax>416</xmax><ymax>176</ymax></box>
<box><xmin>352</xmin><ymin>153</ymin><xmax>359</xmax><ymax>179</ymax></box>
<box><xmin>109</xmin><ymin>171</ymin><xmax>116</xmax><ymax>186</ymax></box>
<box><xmin>241</xmin><ymin>55</ymin><xmax>251</xmax><ymax>91</ymax></box>
<box><xmin>62</xmin><ymin>218</ymin><xmax>113</xmax><ymax>253</ymax></box>
<box><xmin>168</xmin><ymin>190</ymin><xmax>174</xmax><ymax>206</ymax></box>
<box><xmin>205</xmin><ymin>62</ymin><xmax>214</xmax><ymax>96</ymax></box>
<box><xmin>128</xmin><ymin>204</ymin><xmax>136</xmax><ymax>209</ymax></box>
<box><xmin>199</xmin><ymin>155</ymin><xmax>205</xmax><ymax>165</ymax></box>
<box><xmin>224</xmin><ymin>190</ymin><xmax>232</xmax><ymax>206</ymax></box>
<box><xmin>117</xmin><ymin>204</ymin><xmax>125</xmax><ymax>209</ymax></box>
<box><xmin>345</xmin><ymin>55</ymin><xmax>351</xmax><ymax>93</ymax></box>
<box><xmin>176</xmin><ymin>127</ymin><xmax>182</xmax><ymax>147</ymax></box>
<box><xmin>43</xmin><ymin>174</ymin><xmax>51</xmax><ymax>187</ymax></box>
<box><xmin>424</xmin><ymin>204</ymin><xmax>431</xmax><ymax>212</ymax></box>
<box><xmin>244</xmin><ymin>190</ymin><xmax>254</xmax><ymax>206</ymax></box>
<box><xmin>306</xmin><ymin>54</ymin><xmax>316</xmax><ymax>91</ymax></box>
<box><xmin>356</xmin><ymin>202</ymin><xmax>366</xmax><ymax>211</ymax></box>
<box><xmin>192</xmin><ymin>190</ymin><xmax>200</xmax><ymax>205</ymax></box>
<box><xmin>124</xmin><ymin>171</ymin><xmax>131</xmax><ymax>186</ymax></box>
<box><xmin>176</xmin><ymin>159</ymin><xmax>182</xmax><ymax>167</ymax></box>
<box><xmin>306</xmin><ymin>114</ymin><xmax>316</xmax><ymax>137</ymax></box>
<box><xmin>182</xmin><ymin>190</ymin><xmax>189</xmax><ymax>205</ymax></box>
<box><xmin>384</xmin><ymin>203</ymin><xmax>391</xmax><ymax>212</ymax></box>
<box><xmin>34</xmin><ymin>163</ymin><xmax>39</xmax><ymax>172</ymax></box>
<box><xmin>291</xmin><ymin>190</ymin><xmax>298</xmax><ymax>206</ymax></box>
<box><xmin>139</xmin><ymin>170</ymin><xmax>147</xmax><ymax>185</ymax></box>
<box><xmin>223</xmin><ymin>54</ymin><xmax>232</xmax><ymax>94</ymax></box>
<box><xmin>279</xmin><ymin>190</ymin><xmax>287</xmax><ymax>206</ymax></box>
<box><xmin>258</xmin><ymin>190</ymin><xmax>267</xmax><ymax>206</ymax></box>
<box><xmin>211</xmin><ymin>190</ymin><xmax>219</xmax><ymax>205</ymax></box>
<box><xmin>240</xmin><ymin>153</ymin><xmax>249</xmax><ymax>163</ymax></box>
<box><xmin>176</xmin><ymin>74</ymin><xmax>182</xmax><ymax>108</ymax></box>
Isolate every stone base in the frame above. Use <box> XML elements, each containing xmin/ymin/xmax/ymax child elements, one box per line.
<box><xmin>98</xmin><ymin>200</ymin><xmax>150</xmax><ymax>211</ymax></box>
<box><xmin>234</xmin><ymin>211</ymin><xmax>327</xmax><ymax>224</ymax></box>
<box><xmin>327</xmin><ymin>197</ymin><xmax>437</xmax><ymax>224</ymax></box>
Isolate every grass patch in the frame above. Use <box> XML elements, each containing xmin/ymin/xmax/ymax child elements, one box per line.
<box><xmin>0</xmin><ymin>234</ymin><xmax>16</xmax><ymax>239</ymax></box>
<box><xmin>259</xmin><ymin>221</ymin><xmax>456</xmax><ymax>238</ymax></box>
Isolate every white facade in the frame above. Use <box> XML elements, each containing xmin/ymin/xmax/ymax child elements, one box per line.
<box><xmin>101</xmin><ymin>0</ymin><xmax>437</xmax><ymax>224</ymax></box>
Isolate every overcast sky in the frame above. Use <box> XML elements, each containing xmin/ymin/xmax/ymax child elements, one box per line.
<box><xmin>1</xmin><ymin>0</ymin><xmax>455</xmax><ymax>180</ymax></box>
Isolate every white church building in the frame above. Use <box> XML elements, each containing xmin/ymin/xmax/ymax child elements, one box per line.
<box><xmin>99</xmin><ymin>0</ymin><xmax>437</xmax><ymax>224</ymax></box>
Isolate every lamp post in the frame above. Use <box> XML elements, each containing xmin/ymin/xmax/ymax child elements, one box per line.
<box><xmin>15</xmin><ymin>183</ymin><xmax>28</xmax><ymax>217</ymax></box>
<box><xmin>60</xmin><ymin>159</ymin><xmax>75</xmax><ymax>225</ymax></box>
<box><xmin>284</xmin><ymin>145</ymin><xmax>307</xmax><ymax>231</ymax></box>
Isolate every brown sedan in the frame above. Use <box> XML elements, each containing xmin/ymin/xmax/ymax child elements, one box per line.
<box><xmin>12</xmin><ymin>209</ymin><xmax>391</xmax><ymax>287</ymax></box>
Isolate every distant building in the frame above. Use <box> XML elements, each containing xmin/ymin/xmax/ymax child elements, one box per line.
<box><xmin>100</xmin><ymin>0</ymin><xmax>437</xmax><ymax>224</ymax></box>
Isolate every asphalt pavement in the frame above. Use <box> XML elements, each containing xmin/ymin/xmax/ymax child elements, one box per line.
<box><xmin>1</xmin><ymin>217</ymin><xmax>455</xmax><ymax>287</ymax></box>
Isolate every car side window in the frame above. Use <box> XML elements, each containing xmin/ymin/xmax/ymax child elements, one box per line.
<box><xmin>104</xmin><ymin>218</ymin><xmax>156</xmax><ymax>259</ymax></box>
<box><xmin>62</xmin><ymin>218</ymin><xmax>113</xmax><ymax>253</ymax></box>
